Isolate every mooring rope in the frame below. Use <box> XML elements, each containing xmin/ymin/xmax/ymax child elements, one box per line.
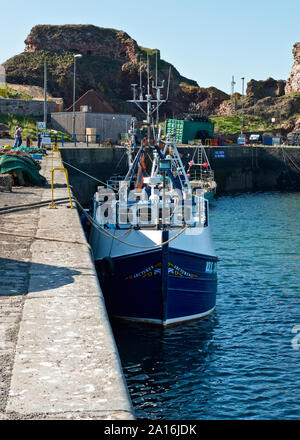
<box><xmin>0</xmin><ymin>197</ymin><xmax>70</xmax><ymax>213</ymax></box>
<box><xmin>281</xmin><ymin>146</ymin><xmax>300</xmax><ymax>173</ymax></box>
<box><xmin>62</xmin><ymin>160</ymin><xmax>116</xmax><ymax>191</ymax></box>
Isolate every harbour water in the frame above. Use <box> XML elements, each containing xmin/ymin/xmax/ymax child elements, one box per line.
<box><xmin>110</xmin><ymin>191</ymin><xmax>300</xmax><ymax>420</ymax></box>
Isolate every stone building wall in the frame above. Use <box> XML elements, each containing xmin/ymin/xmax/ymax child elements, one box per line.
<box><xmin>0</xmin><ymin>98</ymin><xmax>56</xmax><ymax>116</ymax></box>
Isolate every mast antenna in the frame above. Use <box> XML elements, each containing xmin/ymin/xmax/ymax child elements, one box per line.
<box><xmin>139</xmin><ymin>57</ymin><xmax>143</xmax><ymax>99</ymax></box>
<box><xmin>231</xmin><ymin>75</ymin><xmax>236</xmax><ymax>114</ymax></box>
<box><xmin>155</xmin><ymin>50</ymin><xmax>158</xmax><ymax>87</ymax></box>
<box><xmin>166</xmin><ymin>66</ymin><xmax>171</xmax><ymax>101</ymax></box>
<box><xmin>128</xmin><ymin>53</ymin><xmax>167</xmax><ymax>144</ymax></box>
<box><xmin>147</xmin><ymin>53</ymin><xmax>150</xmax><ymax>95</ymax></box>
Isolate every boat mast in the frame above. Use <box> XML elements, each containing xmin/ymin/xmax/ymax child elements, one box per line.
<box><xmin>128</xmin><ymin>54</ymin><xmax>166</xmax><ymax>146</ymax></box>
<box><xmin>200</xmin><ymin>146</ymin><xmax>203</xmax><ymax>180</ymax></box>
<box><xmin>126</xmin><ymin>117</ymin><xmax>137</xmax><ymax>168</ymax></box>
<box><xmin>127</xmin><ymin>60</ymin><xmax>189</xmax><ymax>191</ymax></box>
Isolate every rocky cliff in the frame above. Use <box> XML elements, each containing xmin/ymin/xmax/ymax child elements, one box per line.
<box><xmin>217</xmin><ymin>76</ymin><xmax>300</xmax><ymax>133</ymax></box>
<box><xmin>24</xmin><ymin>25</ymin><xmax>140</xmax><ymax>62</ymax></box>
<box><xmin>4</xmin><ymin>26</ymin><xmax>300</xmax><ymax>133</ymax></box>
<box><xmin>285</xmin><ymin>42</ymin><xmax>300</xmax><ymax>93</ymax></box>
<box><xmin>4</xmin><ymin>25</ymin><xmax>228</xmax><ymax>117</ymax></box>
<box><xmin>215</xmin><ymin>44</ymin><xmax>300</xmax><ymax>130</ymax></box>
<box><xmin>246</xmin><ymin>78</ymin><xmax>286</xmax><ymax>100</ymax></box>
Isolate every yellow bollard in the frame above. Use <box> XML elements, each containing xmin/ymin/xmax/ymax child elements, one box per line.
<box><xmin>49</xmin><ymin>167</ymin><xmax>74</xmax><ymax>209</ymax></box>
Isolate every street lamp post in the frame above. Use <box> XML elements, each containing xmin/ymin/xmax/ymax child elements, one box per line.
<box><xmin>72</xmin><ymin>54</ymin><xmax>82</xmax><ymax>143</ymax></box>
<box><xmin>241</xmin><ymin>77</ymin><xmax>245</xmax><ymax>135</ymax></box>
<box><xmin>44</xmin><ymin>59</ymin><xmax>47</xmax><ymax>128</ymax></box>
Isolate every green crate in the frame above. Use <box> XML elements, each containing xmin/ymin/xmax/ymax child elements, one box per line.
<box><xmin>166</xmin><ymin>119</ymin><xmax>214</xmax><ymax>143</ymax></box>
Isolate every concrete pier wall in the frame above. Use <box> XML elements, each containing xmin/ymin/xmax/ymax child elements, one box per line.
<box><xmin>60</xmin><ymin>146</ymin><xmax>300</xmax><ymax>206</ymax></box>
<box><xmin>0</xmin><ymin>153</ymin><xmax>135</xmax><ymax>420</ymax></box>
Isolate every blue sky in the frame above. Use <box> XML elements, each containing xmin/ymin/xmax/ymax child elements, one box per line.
<box><xmin>0</xmin><ymin>0</ymin><xmax>299</xmax><ymax>94</ymax></box>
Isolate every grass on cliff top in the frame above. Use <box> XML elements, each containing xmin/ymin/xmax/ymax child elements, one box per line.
<box><xmin>30</xmin><ymin>24</ymin><xmax>122</xmax><ymax>41</ymax></box>
<box><xmin>139</xmin><ymin>46</ymin><xmax>159</xmax><ymax>57</ymax></box>
<box><xmin>281</xmin><ymin>91</ymin><xmax>300</xmax><ymax>100</ymax></box>
<box><xmin>0</xmin><ymin>85</ymin><xmax>33</xmax><ymax>100</ymax></box>
<box><xmin>179</xmin><ymin>82</ymin><xmax>199</xmax><ymax>92</ymax></box>
<box><xmin>210</xmin><ymin>114</ymin><xmax>274</xmax><ymax>134</ymax></box>
<box><xmin>5</xmin><ymin>50</ymin><xmax>75</xmax><ymax>72</ymax></box>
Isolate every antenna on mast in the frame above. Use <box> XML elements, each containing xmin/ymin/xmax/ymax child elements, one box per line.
<box><xmin>147</xmin><ymin>53</ymin><xmax>150</xmax><ymax>95</ymax></box>
<box><xmin>155</xmin><ymin>50</ymin><xmax>159</xmax><ymax>125</ymax></box>
<box><xmin>166</xmin><ymin>66</ymin><xmax>171</xmax><ymax>101</ymax></box>
<box><xmin>231</xmin><ymin>75</ymin><xmax>236</xmax><ymax>114</ymax></box>
<box><xmin>139</xmin><ymin>57</ymin><xmax>143</xmax><ymax>99</ymax></box>
<box><xmin>128</xmin><ymin>52</ymin><xmax>168</xmax><ymax>145</ymax></box>
<box><xmin>155</xmin><ymin>50</ymin><xmax>158</xmax><ymax>87</ymax></box>
<box><xmin>131</xmin><ymin>84</ymin><xmax>138</xmax><ymax>101</ymax></box>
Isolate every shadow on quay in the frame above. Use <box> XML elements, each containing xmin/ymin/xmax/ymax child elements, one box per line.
<box><xmin>0</xmin><ymin>257</ymin><xmax>81</xmax><ymax>296</ymax></box>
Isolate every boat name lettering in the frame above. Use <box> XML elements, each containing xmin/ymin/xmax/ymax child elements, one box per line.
<box><xmin>125</xmin><ymin>262</ymin><xmax>199</xmax><ymax>280</ymax></box>
<box><xmin>125</xmin><ymin>265</ymin><xmax>154</xmax><ymax>280</ymax></box>
<box><xmin>205</xmin><ymin>261</ymin><xmax>216</xmax><ymax>273</ymax></box>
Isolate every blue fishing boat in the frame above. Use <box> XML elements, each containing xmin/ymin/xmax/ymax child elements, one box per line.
<box><xmin>89</xmin><ymin>62</ymin><xmax>218</xmax><ymax>326</ymax></box>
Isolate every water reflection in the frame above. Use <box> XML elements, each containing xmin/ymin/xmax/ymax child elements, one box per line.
<box><xmin>107</xmin><ymin>191</ymin><xmax>300</xmax><ymax>420</ymax></box>
<box><xmin>110</xmin><ymin>314</ymin><xmax>218</xmax><ymax>419</ymax></box>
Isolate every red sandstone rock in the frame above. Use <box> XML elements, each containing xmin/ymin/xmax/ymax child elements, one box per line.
<box><xmin>285</xmin><ymin>43</ymin><xmax>300</xmax><ymax>93</ymax></box>
<box><xmin>3</xmin><ymin>24</ymin><xmax>229</xmax><ymax>116</ymax></box>
<box><xmin>25</xmin><ymin>25</ymin><xmax>140</xmax><ymax>63</ymax></box>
